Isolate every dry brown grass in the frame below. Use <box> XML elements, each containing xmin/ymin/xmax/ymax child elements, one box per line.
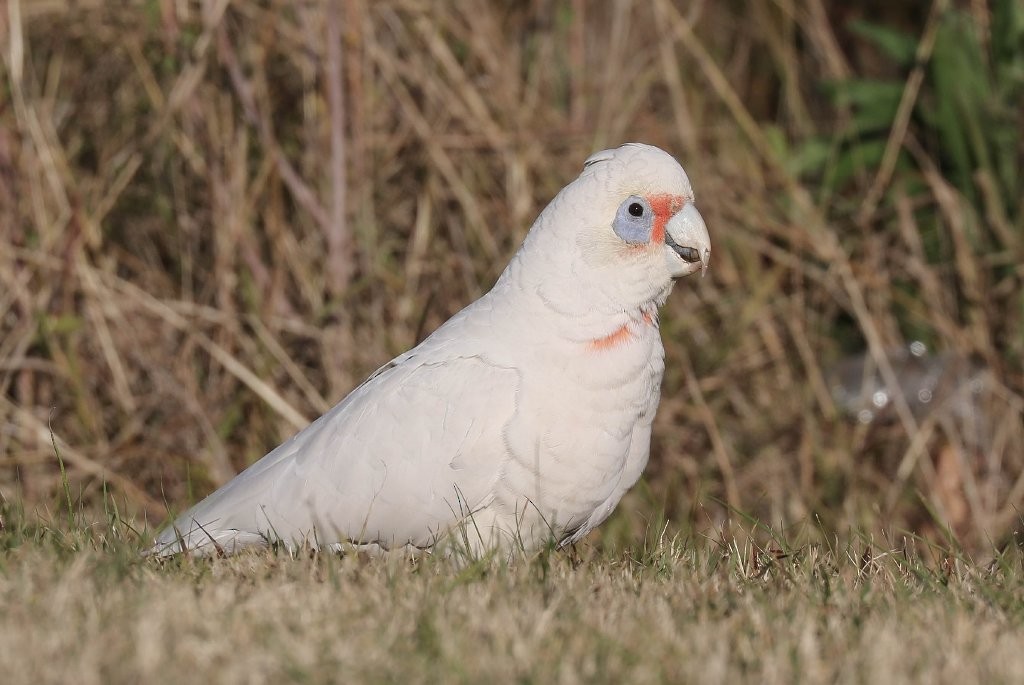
<box><xmin>4</xmin><ymin>520</ymin><xmax>1024</xmax><ymax>684</ymax></box>
<box><xmin>1</xmin><ymin>0</ymin><xmax>1022</xmax><ymax>557</ymax></box>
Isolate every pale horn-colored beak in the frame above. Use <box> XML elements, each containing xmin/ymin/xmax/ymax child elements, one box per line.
<box><xmin>664</xmin><ymin>203</ymin><xmax>711</xmax><ymax>278</ymax></box>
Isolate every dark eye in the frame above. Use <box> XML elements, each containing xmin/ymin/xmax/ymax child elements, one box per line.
<box><xmin>628</xmin><ymin>202</ymin><xmax>644</xmax><ymax>217</ymax></box>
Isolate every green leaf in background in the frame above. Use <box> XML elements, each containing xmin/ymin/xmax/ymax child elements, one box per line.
<box><xmin>826</xmin><ymin>79</ymin><xmax>904</xmax><ymax>135</ymax></box>
<box><xmin>930</xmin><ymin>12</ymin><xmax>992</xmax><ymax>203</ymax></box>
<box><xmin>830</xmin><ymin>138</ymin><xmax>887</xmax><ymax>190</ymax></box>
<box><xmin>989</xmin><ymin>0</ymin><xmax>1024</xmax><ymax>220</ymax></box>
<box><xmin>849</xmin><ymin>19</ymin><xmax>918</xmax><ymax>66</ymax></box>
<box><xmin>824</xmin><ymin>5</ymin><xmax>1023</xmax><ymax>235</ymax></box>
<box><xmin>789</xmin><ymin>137</ymin><xmax>832</xmax><ymax>178</ymax></box>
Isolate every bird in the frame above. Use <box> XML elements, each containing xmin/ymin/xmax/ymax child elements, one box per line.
<box><xmin>149</xmin><ymin>142</ymin><xmax>711</xmax><ymax>559</ymax></box>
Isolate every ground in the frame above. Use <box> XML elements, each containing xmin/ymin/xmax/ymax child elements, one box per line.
<box><xmin>2</xmin><ymin>511</ymin><xmax>1023</xmax><ymax>684</ymax></box>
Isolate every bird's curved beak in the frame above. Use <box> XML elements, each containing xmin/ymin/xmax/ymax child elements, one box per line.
<box><xmin>664</xmin><ymin>203</ymin><xmax>711</xmax><ymax>278</ymax></box>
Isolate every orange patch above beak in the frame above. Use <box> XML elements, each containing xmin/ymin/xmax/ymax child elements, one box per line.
<box><xmin>647</xmin><ymin>194</ymin><xmax>685</xmax><ymax>244</ymax></box>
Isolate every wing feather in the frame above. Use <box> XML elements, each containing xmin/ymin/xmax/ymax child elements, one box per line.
<box><xmin>151</xmin><ymin>352</ymin><xmax>518</xmax><ymax>556</ymax></box>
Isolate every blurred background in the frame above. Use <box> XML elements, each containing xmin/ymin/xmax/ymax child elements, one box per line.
<box><xmin>1</xmin><ymin>0</ymin><xmax>1021</xmax><ymax>554</ymax></box>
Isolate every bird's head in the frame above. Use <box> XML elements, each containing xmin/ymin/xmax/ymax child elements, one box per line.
<box><xmin>514</xmin><ymin>143</ymin><xmax>710</xmax><ymax>316</ymax></box>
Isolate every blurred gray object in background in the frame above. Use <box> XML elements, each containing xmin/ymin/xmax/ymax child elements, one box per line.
<box><xmin>828</xmin><ymin>342</ymin><xmax>992</xmax><ymax>450</ymax></box>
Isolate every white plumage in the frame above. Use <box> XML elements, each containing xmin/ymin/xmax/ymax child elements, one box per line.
<box><xmin>150</xmin><ymin>143</ymin><xmax>710</xmax><ymax>558</ymax></box>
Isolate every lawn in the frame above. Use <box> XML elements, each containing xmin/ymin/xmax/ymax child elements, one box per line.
<box><xmin>3</xmin><ymin>510</ymin><xmax>1024</xmax><ymax>684</ymax></box>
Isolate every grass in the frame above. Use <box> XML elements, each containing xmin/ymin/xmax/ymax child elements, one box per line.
<box><xmin>1</xmin><ymin>0</ymin><xmax>1023</xmax><ymax>680</ymax></box>
<box><xmin>3</xmin><ymin>504</ymin><xmax>1024</xmax><ymax>684</ymax></box>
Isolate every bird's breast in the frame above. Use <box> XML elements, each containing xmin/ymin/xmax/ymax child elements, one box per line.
<box><xmin>492</xmin><ymin>315</ymin><xmax>665</xmax><ymax>538</ymax></box>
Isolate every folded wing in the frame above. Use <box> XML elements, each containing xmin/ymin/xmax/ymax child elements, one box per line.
<box><xmin>150</xmin><ymin>352</ymin><xmax>519</xmax><ymax>556</ymax></box>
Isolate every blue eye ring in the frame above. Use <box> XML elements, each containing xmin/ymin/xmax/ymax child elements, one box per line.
<box><xmin>613</xmin><ymin>195</ymin><xmax>654</xmax><ymax>245</ymax></box>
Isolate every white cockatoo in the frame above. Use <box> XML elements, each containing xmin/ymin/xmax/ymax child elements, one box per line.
<box><xmin>150</xmin><ymin>143</ymin><xmax>710</xmax><ymax>558</ymax></box>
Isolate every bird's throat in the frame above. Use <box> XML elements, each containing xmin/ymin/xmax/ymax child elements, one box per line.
<box><xmin>587</xmin><ymin>308</ymin><xmax>659</xmax><ymax>351</ymax></box>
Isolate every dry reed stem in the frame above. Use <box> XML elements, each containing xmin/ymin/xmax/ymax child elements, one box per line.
<box><xmin>326</xmin><ymin>0</ymin><xmax>353</xmax><ymax>296</ymax></box>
